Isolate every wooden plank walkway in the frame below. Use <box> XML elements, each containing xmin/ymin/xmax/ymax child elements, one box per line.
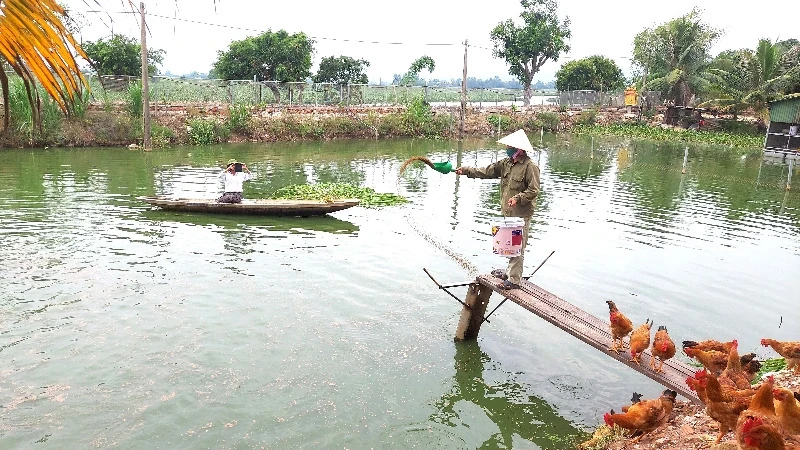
<box><xmin>475</xmin><ymin>274</ymin><xmax>702</xmax><ymax>405</ymax></box>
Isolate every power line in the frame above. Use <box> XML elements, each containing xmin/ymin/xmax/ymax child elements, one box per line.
<box><xmin>76</xmin><ymin>9</ymin><xmax>461</xmax><ymax>47</ymax></box>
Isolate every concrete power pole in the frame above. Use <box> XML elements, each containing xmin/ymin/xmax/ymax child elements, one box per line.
<box><xmin>459</xmin><ymin>40</ymin><xmax>468</xmax><ymax>141</ymax></box>
<box><xmin>140</xmin><ymin>2</ymin><xmax>151</xmax><ymax>149</ymax></box>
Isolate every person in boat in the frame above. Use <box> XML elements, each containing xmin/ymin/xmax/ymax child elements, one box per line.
<box><xmin>455</xmin><ymin>129</ymin><xmax>541</xmax><ymax>290</ymax></box>
<box><xmin>217</xmin><ymin>159</ymin><xmax>252</xmax><ymax>204</ymax></box>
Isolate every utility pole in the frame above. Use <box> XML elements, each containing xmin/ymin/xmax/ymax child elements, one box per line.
<box><xmin>140</xmin><ymin>2</ymin><xmax>151</xmax><ymax>149</ymax></box>
<box><xmin>459</xmin><ymin>39</ymin><xmax>468</xmax><ymax>141</ymax></box>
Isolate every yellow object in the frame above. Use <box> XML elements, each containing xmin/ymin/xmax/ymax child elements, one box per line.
<box><xmin>624</xmin><ymin>88</ymin><xmax>638</xmax><ymax>106</ymax></box>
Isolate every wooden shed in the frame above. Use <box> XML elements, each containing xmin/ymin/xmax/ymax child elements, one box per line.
<box><xmin>763</xmin><ymin>94</ymin><xmax>800</xmax><ymax>161</ymax></box>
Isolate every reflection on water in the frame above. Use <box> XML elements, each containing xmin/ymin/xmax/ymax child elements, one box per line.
<box><xmin>0</xmin><ymin>137</ymin><xmax>798</xmax><ymax>447</ymax></box>
<box><xmin>430</xmin><ymin>341</ymin><xmax>585</xmax><ymax>449</ymax></box>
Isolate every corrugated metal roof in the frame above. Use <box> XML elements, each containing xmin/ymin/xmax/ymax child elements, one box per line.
<box><xmin>769</xmin><ymin>94</ymin><xmax>800</xmax><ymax>123</ymax></box>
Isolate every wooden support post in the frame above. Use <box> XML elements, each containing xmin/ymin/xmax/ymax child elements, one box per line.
<box><xmin>459</xmin><ymin>39</ymin><xmax>468</xmax><ymax>141</ymax></box>
<box><xmin>454</xmin><ymin>281</ymin><xmax>493</xmax><ymax>341</ymax></box>
<box><xmin>139</xmin><ymin>2</ymin><xmax>151</xmax><ymax>150</ymax></box>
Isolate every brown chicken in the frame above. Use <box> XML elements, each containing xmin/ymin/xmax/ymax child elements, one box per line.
<box><xmin>742</xmin><ymin>353</ymin><xmax>764</xmax><ymax>383</ymax></box>
<box><xmin>721</xmin><ymin>340</ymin><xmax>753</xmax><ymax>390</ymax></box>
<box><xmin>738</xmin><ymin>415</ymin><xmax>800</xmax><ymax>450</ymax></box>
<box><xmin>606</xmin><ymin>300</ymin><xmax>633</xmax><ymax>354</ymax></box>
<box><xmin>736</xmin><ymin>375</ymin><xmax>781</xmax><ymax>449</ymax></box>
<box><xmin>761</xmin><ymin>339</ymin><xmax>800</xmax><ymax>374</ymax></box>
<box><xmin>603</xmin><ymin>389</ymin><xmax>677</xmax><ymax>439</ymax></box>
<box><xmin>650</xmin><ymin>325</ymin><xmax>676</xmax><ymax>373</ymax></box>
<box><xmin>682</xmin><ymin>339</ymin><xmax>736</xmax><ymax>353</ymax></box>
<box><xmin>629</xmin><ymin>319</ymin><xmax>652</xmax><ymax>365</ymax></box>
<box><xmin>684</xmin><ymin>345</ymin><xmax>728</xmax><ymax>374</ymax></box>
<box><xmin>686</xmin><ymin>373</ymin><xmax>709</xmax><ymax>404</ymax></box>
<box><xmin>774</xmin><ymin>387</ymin><xmax>800</xmax><ymax>434</ymax></box>
<box><xmin>696</xmin><ymin>369</ymin><xmax>754</xmax><ymax>443</ymax></box>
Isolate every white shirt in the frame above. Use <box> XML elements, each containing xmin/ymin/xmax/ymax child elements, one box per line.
<box><xmin>219</xmin><ymin>171</ymin><xmax>252</xmax><ymax>193</ymax></box>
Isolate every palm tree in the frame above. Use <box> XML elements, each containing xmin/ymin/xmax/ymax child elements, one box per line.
<box><xmin>702</xmin><ymin>39</ymin><xmax>800</xmax><ymax>117</ymax></box>
<box><xmin>632</xmin><ymin>8</ymin><xmax>720</xmax><ymax>106</ymax></box>
<box><xmin>0</xmin><ymin>0</ymin><xmax>89</xmax><ymax>134</ymax></box>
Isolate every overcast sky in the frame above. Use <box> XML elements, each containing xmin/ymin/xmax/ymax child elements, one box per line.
<box><xmin>64</xmin><ymin>0</ymin><xmax>791</xmax><ymax>83</ymax></box>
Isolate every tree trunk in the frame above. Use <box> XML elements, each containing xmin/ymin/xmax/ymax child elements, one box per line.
<box><xmin>523</xmin><ymin>82</ymin><xmax>532</xmax><ymax>107</ymax></box>
<box><xmin>0</xmin><ymin>69</ymin><xmax>9</xmax><ymax>134</ymax></box>
<box><xmin>266</xmin><ymin>82</ymin><xmax>281</xmax><ymax>104</ymax></box>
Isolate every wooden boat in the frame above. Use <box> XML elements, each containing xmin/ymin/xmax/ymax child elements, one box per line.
<box><xmin>137</xmin><ymin>196</ymin><xmax>360</xmax><ymax>216</ymax></box>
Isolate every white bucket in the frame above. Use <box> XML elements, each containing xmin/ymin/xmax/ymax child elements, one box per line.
<box><xmin>491</xmin><ymin>218</ymin><xmax>525</xmax><ymax>257</ymax></box>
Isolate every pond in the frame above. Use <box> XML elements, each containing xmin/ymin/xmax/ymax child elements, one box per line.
<box><xmin>1</xmin><ymin>135</ymin><xmax>798</xmax><ymax>448</ymax></box>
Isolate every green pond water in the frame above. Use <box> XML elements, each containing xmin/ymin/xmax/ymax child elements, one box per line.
<box><xmin>1</xmin><ymin>135</ymin><xmax>798</xmax><ymax>449</ymax></box>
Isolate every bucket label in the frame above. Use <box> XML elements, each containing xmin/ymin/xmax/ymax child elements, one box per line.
<box><xmin>511</xmin><ymin>229</ymin><xmax>523</xmax><ymax>246</ymax></box>
<box><xmin>491</xmin><ymin>226</ymin><xmax>499</xmax><ymax>236</ymax></box>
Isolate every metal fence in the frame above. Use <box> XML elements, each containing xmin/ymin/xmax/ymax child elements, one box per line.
<box><xmin>89</xmin><ymin>75</ymin><xmax>533</xmax><ymax>107</ymax></box>
<box><xmin>557</xmin><ymin>90</ymin><xmax>662</xmax><ymax>108</ymax></box>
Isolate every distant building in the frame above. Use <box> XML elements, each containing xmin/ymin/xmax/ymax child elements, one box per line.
<box><xmin>763</xmin><ymin>94</ymin><xmax>800</xmax><ymax>162</ymax></box>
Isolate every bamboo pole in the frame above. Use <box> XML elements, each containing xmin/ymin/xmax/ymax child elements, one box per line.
<box><xmin>140</xmin><ymin>2</ymin><xmax>151</xmax><ymax>150</ymax></box>
<box><xmin>459</xmin><ymin>39</ymin><xmax>468</xmax><ymax>140</ymax></box>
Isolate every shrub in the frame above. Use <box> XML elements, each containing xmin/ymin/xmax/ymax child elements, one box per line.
<box><xmin>187</xmin><ymin>117</ymin><xmax>229</xmax><ymax>145</ymax></box>
<box><xmin>536</xmin><ymin>112</ymin><xmax>561</xmax><ymax>132</ymax></box>
<box><xmin>7</xmin><ymin>78</ymin><xmax>62</xmax><ymax>144</ymax></box>
<box><xmin>576</xmin><ymin>109</ymin><xmax>597</xmax><ymax>126</ymax></box>
<box><xmin>151</xmin><ymin>124</ymin><xmax>175</xmax><ymax>148</ymax></box>
<box><xmin>227</xmin><ymin>104</ymin><xmax>251</xmax><ymax>133</ymax></box>
<box><xmin>126</xmin><ymin>81</ymin><xmax>143</xmax><ymax>118</ymax></box>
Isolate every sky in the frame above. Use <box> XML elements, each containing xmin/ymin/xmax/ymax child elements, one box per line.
<box><xmin>62</xmin><ymin>0</ymin><xmax>791</xmax><ymax>84</ymax></box>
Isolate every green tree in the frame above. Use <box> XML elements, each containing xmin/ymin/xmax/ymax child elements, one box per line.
<box><xmin>490</xmin><ymin>0</ymin><xmax>571</xmax><ymax>106</ymax></box>
<box><xmin>83</xmin><ymin>34</ymin><xmax>165</xmax><ymax>77</ymax></box>
<box><xmin>632</xmin><ymin>8</ymin><xmax>720</xmax><ymax>106</ymax></box>
<box><xmin>702</xmin><ymin>39</ymin><xmax>800</xmax><ymax>117</ymax></box>
<box><xmin>555</xmin><ymin>55</ymin><xmax>624</xmax><ymax>91</ymax></box>
<box><xmin>211</xmin><ymin>29</ymin><xmax>314</xmax><ymax>102</ymax></box>
<box><xmin>400</xmin><ymin>56</ymin><xmax>435</xmax><ymax>85</ymax></box>
<box><xmin>313</xmin><ymin>56</ymin><xmax>370</xmax><ymax>85</ymax></box>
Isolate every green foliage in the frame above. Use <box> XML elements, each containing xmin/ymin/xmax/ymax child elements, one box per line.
<box><xmin>271</xmin><ymin>182</ymin><xmax>408</xmax><ymax>207</ymax></box>
<box><xmin>555</xmin><ymin>55</ymin><xmax>625</xmax><ymax>91</ymax></box>
<box><xmin>126</xmin><ymin>81</ymin><xmax>143</xmax><ymax>118</ymax></box>
<box><xmin>535</xmin><ymin>111</ymin><xmax>561</xmax><ymax>131</ymax></box>
<box><xmin>7</xmin><ymin>78</ymin><xmax>62</xmax><ymax>143</ymax></box>
<box><xmin>227</xmin><ymin>104</ymin><xmax>251</xmax><ymax>133</ymax></box>
<box><xmin>82</xmin><ymin>34</ymin><xmax>164</xmax><ymax>76</ymax></box>
<box><xmin>211</xmin><ymin>29</ymin><xmax>314</xmax><ymax>82</ymax></box>
<box><xmin>575</xmin><ymin>109</ymin><xmax>597</xmax><ymax>125</ymax></box>
<box><xmin>186</xmin><ymin>118</ymin><xmax>229</xmax><ymax>145</ymax></box>
<box><xmin>572</xmin><ymin>122</ymin><xmax>764</xmax><ymax>149</ymax></box>
<box><xmin>632</xmin><ymin>8</ymin><xmax>720</xmax><ymax>106</ymax></box>
<box><xmin>488</xmin><ymin>114</ymin><xmax>523</xmax><ymax>132</ymax></box>
<box><xmin>400</xmin><ymin>56</ymin><xmax>436</xmax><ymax>85</ymax></box>
<box><xmin>150</xmin><ymin>124</ymin><xmax>175</xmax><ymax>148</ymax></box>
<box><xmin>490</xmin><ymin>0</ymin><xmax>571</xmax><ymax>105</ymax></box>
<box><xmin>754</xmin><ymin>358</ymin><xmax>787</xmax><ymax>383</ymax></box>
<box><xmin>313</xmin><ymin>56</ymin><xmax>370</xmax><ymax>85</ymax></box>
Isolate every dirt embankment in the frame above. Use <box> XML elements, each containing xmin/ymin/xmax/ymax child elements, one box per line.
<box><xmin>581</xmin><ymin>370</ymin><xmax>800</xmax><ymax>450</ymax></box>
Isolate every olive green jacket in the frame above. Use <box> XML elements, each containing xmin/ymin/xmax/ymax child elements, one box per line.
<box><xmin>463</xmin><ymin>153</ymin><xmax>541</xmax><ymax>218</ymax></box>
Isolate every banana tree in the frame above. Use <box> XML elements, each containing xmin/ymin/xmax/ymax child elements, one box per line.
<box><xmin>0</xmin><ymin>0</ymin><xmax>89</xmax><ymax>134</ymax></box>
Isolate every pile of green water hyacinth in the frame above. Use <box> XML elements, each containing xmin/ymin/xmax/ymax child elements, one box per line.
<box><xmin>271</xmin><ymin>183</ymin><xmax>408</xmax><ymax>207</ymax></box>
<box><xmin>753</xmin><ymin>357</ymin><xmax>788</xmax><ymax>383</ymax></box>
<box><xmin>572</xmin><ymin>123</ymin><xmax>764</xmax><ymax>150</ymax></box>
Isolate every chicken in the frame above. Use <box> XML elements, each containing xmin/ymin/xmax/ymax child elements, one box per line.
<box><xmin>603</xmin><ymin>389</ymin><xmax>677</xmax><ymax>439</ymax></box>
<box><xmin>742</xmin><ymin>353</ymin><xmax>764</xmax><ymax>383</ymax></box>
<box><xmin>682</xmin><ymin>339</ymin><xmax>736</xmax><ymax>354</ymax></box>
<box><xmin>696</xmin><ymin>369</ymin><xmax>754</xmax><ymax>443</ymax></box>
<box><xmin>738</xmin><ymin>415</ymin><xmax>800</xmax><ymax>450</ymax></box>
<box><xmin>684</xmin><ymin>345</ymin><xmax>728</xmax><ymax>374</ymax></box>
<box><xmin>621</xmin><ymin>392</ymin><xmax>644</xmax><ymax>413</ymax></box>
<box><xmin>721</xmin><ymin>340</ymin><xmax>753</xmax><ymax>390</ymax></box>
<box><xmin>685</xmin><ymin>373</ymin><xmax>709</xmax><ymax>404</ymax></box>
<box><xmin>736</xmin><ymin>375</ymin><xmax>782</xmax><ymax>449</ymax></box>
<box><xmin>774</xmin><ymin>387</ymin><xmax>800</xmax><ymax>434</ymax></box>
<box><xmin>629</xmin><ymin>319</ymin><xmax>652</xmax><ymax>365</ymax></box>
<box><xmin>606</xmin><ymin>300</ymin><xmax>633</xmax><ymax>354</ymax></box>
<box><xmin>650</xmin><ymin>325</ymin><xmax>676</xmax><ymax>373</ymax></box>
<box><xmin>761</xmin><ymin>339</ymin><xmax>800</xmax><ymax>374</ymax></box>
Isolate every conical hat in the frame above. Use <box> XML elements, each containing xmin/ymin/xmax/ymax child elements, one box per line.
<box><xmin>497</xmin><ymin>129</ymin><xmax>534</xmax><ymax>153</ymax></box>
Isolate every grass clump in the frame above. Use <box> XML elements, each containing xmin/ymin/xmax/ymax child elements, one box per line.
<box><xmin>271</xmin><ymin>182</ymin><xmax>408</xmax><ymax>207</ymax></box>
<box><xmin>186</xmin><ymin>117</ymin><xmax>230</xmax><ymax>145</ymax></box>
